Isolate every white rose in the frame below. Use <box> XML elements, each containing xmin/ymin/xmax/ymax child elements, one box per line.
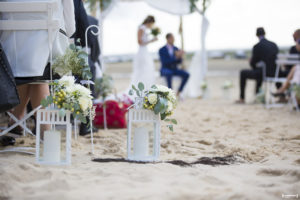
<box><xmin>58</xmin><ymin>76</ymin><xmax>75</xmax><ymax>87</ymax></box>
<box><xmin>148</xmin><ymin>93</ymin><xmax>157</xmax><ymax>105</ymax></box>
<box><xmin>78</xmin><ymin>97</ymin><xmax>90</xmax><ymax>111</ymax></box>
<box><xmin>167</xmin><ymin>101</ymin><xmax>173</xmax><ymax>112</ymax></box>
<box><xmin>74</xmin><ymin>84</ymin><xmax>92</xmax><ymax>97</ymax></box>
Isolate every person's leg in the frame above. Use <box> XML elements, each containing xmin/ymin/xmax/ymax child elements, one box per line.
<box><xmin>11</xmin><ymin>84</ymin><xmax>30</xmax><ymax>120</ymax></box>
<box><xmin>239</xmin><ymin>69</ymin><xmax>262</xmax><ymax>101</ymax></box>
<box><xmin>28</xmin><ymin>84</ymin><xmax>49</xmax><ymax>109</ymax></box>
<box><xmin>239</xmin><ymin>69</ymin><xmax>248</xmax><ymax>101</ymax></box>
<box><xmin>161</xmin><ymin>68</ymin><xmax>174</xmax><ymax>89</ymax></box>
<box><xmin>276</xmin><ymin>66</ymin><xmax>296</xmax><ymax>93</ymax></box>
<box><xmin>173</xmin><ymin>69</ymin><xmax>190</xmax><ymax>93</ymax></box>
<box><xmin>28</xmin><ymin>84</ymin><xmax>50</xmax><ymax>135</ymax></box>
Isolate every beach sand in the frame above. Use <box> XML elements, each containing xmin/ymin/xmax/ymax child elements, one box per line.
<box><xmin>0</xmin><ymin>59</ymin><xmax>299</xmax><ymax>200</ymax></box>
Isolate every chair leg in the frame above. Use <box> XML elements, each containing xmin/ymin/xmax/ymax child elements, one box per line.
<box><xmin>0</xmin><ymin>105</ymin><xmax>41</xmax><ymax>137</ymax></box>
<box><xmin>6</xmin><ymin>112</ymin><xmax>34</xmax><ymax>136</ymax></box>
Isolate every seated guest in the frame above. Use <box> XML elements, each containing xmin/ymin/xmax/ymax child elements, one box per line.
<box><xmin>0</xmin><ymin>1</ymin><xmax>75</xmax><ymax>134</ymax></box>
<box><xmin>273</xmin><ymin>41</ymin><xmax>300</xmax><ymax>103</ymax></box>
<box><xmin>159</xmin><ymin>33</ymin><xmax>190</xmax><ymax>96</ymax></box>
<box><xmin>283</xmin><ymin>29</ymin><xmax>300</xmax><ymax>76</ymax></box>
<box><xmin>236</xmin><ymin>27</ymin><xmax>279</xmax><ymax>104</ymax></box>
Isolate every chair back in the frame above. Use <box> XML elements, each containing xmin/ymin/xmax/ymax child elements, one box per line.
<box><xmin>0</xmin><ymin>1</ymin><xmax>60</xmax><ymax>81</ymax></box>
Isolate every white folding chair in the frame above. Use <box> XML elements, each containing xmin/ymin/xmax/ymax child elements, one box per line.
<box><xmin>263</xmin><ymin>53</ymin><xmax>300</xmax><ymax>109</ymax></box>
<box><xmin>0</xmin><ymin>1</ymin><xmax>59</xmax><ymax>153</ymax></box>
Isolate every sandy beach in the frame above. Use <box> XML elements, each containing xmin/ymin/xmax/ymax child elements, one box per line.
<box><xmin>0</xmin><ymin>59</ymin><xmax>299</xmax><ymax>200</ymax></box>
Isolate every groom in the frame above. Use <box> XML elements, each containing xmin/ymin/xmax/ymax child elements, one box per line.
<box><xmin>159</xmin><ymin>33</ymin><xmax>190</xmax><ymax>96</ymax></box>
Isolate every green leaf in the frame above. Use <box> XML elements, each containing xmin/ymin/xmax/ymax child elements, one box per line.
<box><xmin>138</xmin><ymin>82</ymin><xmax>144</xmax><ymax>91</ymax></box>
<box><xmin>168</xmin><ymin>125</ymin><xmax>174</xmax><ymax>132</ymax></box>
<box><xmin>58</xmin><ymin>108</ymin><xmax>66</xmax><ymax>117</ymax></box>
<box><xmin>46</xmin><ymin>95</ymin><xmax>53</xmax><ymax>103</ymax></box>
<box><xmin>161</xmin><ymin>113</ymin><xmax>167</xmax><ymax>120</ymax></box>
<box><xmin>74</xmin><ymin>103</ymin><xmax>80</xmax><ymax>110</ymax></box>
<box><xmin>77</xmin><ymin>114</ymin><xmax>87</xmax><ymax>124</ymax></box>
<box><xmin>151</xmin><ymin>85</ymin><xmax>157</xmax><ymax>89</ymax></box>
<box><xmin>171</xmin><ymin>119</ymin><xmax>178</xmax><ymax>125</ymax></box>
<box><xmin>164</xmin><ymin>119</ymin><xmax>171</xmax><ymax>122</ymax></box>
<box><xmin>153</xmin><ymin>102</ymin><xmax>161</xmax><ymax>114</ymax></box>
<box><xmin>69</xmin><ymin>43</ymin><xmax>76</xmax><ymax>50</ymax></box>
<box><xmin>129</xmin><ymin>89</ymin><xmax>133</xmax><ymax>96</ymax></box>
<box><xmin>159</xmin><ymin>97</ymin><xmax>168</xmax><ymax>114</ymax></box>
<box><xmin>41</xmin><ymin>99</ymin><xmax>49</xmax><ymax>107</ymax></box>
<box><xmin>132</xmin><ymin>85</ymin><xmax>138</xmax><ymax>91</ymax></box>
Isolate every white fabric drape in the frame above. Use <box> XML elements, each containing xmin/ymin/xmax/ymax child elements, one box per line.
<box><xmin>184</xmin><ymin>16</ymin><xmax>209</xmax><ymax>98</ymax></box>
<box><xmin>144</xmin><ymin>0</ymin><xmax>191</xmax><ymax>15</ymax></box>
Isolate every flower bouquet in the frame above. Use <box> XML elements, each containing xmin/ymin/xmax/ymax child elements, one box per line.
<box><xmin>52</xmin><ymin>43</ymin><xmax>92</xmax><ymax>80</ymax></box>
<box><xmin>222</xmin><ymin>80</ymin><xmax>233</xmax><ymax>100</ymax></box>
<box><xmin>41</xmin><ymin>76</ymin><xmax>95</xmax><ymax>124</ymax></box>
<box><xmin>200</xmin><ymin>81</ymin><xmax>209</xmax><ymax>99</ymax></box>
<box><xmin>151</xmin><ymin>27</ymin><xmax>161</xmax><ymax>37</ymax></box>
<box><xmin>129</xmin><ymin>82</ymin><xmax>177</xmax><ymax>131</ymax></box>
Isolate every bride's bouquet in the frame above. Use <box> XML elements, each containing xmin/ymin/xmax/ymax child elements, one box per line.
<box><xmin>151</xmin><ymin>27</ymin><xmax>161</xmax><ymax>37</ymax></box>
<box><xmin>129</xmin><ymin>83</ymin><xmax>177</xmax><ymax>131</ymax></box>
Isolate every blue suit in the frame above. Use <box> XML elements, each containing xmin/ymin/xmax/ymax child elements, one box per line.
<box><xmin>159</xmin><ymin>45</ymin><xmax>189</xmax><ymax>92</ymax></box>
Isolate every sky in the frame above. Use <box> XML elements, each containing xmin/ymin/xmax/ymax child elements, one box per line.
<box><xmin>99</xmin><ymin>0</ymin><xmax>300</xmax><ymax>55</ymax></box>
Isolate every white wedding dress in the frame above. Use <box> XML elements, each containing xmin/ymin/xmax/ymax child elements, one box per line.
<box><xmin>130</xmin><ymin>25</ymin><xmax>156</xmax><ymax>90</ymax></box>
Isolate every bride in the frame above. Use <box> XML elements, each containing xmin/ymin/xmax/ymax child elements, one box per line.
<box><xmin>130</xmin><ymin>15</ymin><xmax>158</xmax><ymax>89</ymax></box>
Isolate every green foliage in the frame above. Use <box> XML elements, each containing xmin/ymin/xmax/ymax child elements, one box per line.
<box><xmin>151</xmin><ymin>27</ymin><xmax>161</xmax><ymax>37</ymax></box>
<box><xmin>52</xmin><ymin>44</ymin><xmax>92</xmax><ymax>80</ymax></box>
<box><xmin>94</xmin><ymin>74</ymin><xmax>114</xmax><ymax>99</ymax></box>
<box><xmin>189</xmin><ymin>0</ymin><xmax>211</xmax><ymax>14</ymax></box>
<box><xmin>85</xmin><ymin>0</ymin><xmax>113</xmax><ymax>13</ymax></box>
<box><xmin>129</xmin><ymin>82</ymin><xmax>145</xmax><ymax>97</ymax></box>
<box><xmin>40</xmin><ymin>78</ymin><xmax>94</xmax><ymax>124</ymax></box>
<box><xmin>292</xmin><ymin>84</ymin><xmax>300</xmax><ymax>99</ymax></box>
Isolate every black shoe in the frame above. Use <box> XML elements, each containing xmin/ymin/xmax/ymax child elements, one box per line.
<box><xmin>0</xmin><ymin>136</ymin><xmax>16</xmax><ymax>146</ymax></box>
<box><xmin>271</xmin><ymin>92</ymin><xmax>285</xmax><ymax>97</ymax></box>
<box><xmin>9</xmin><ymin>126</ymin><xmax>23</xmax><ymax>136</ymax></box>
<box><xmin>79</xmin><ymin>124</ymin><xmax>98</xmax><ymax>136</ymax></box>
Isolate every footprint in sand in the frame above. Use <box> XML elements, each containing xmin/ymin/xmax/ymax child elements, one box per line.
<box><xmin>294</xmin><ymin>159</ymin><xmax>300</xmax><ymax>165</ymax></box>
<box><xmin>197</xmin><ymin>140</ymin><xmax>212</xmax><ymax>145</ymax></box>
<box><xmin>290</xmin><ymin>135</ymin><xmax>300</xmax><ymax>140</ymax></box>
<box><xmin>261</xmin><ymin>127</ymin><xmax>273</xmax><ymax>133</ymax></box>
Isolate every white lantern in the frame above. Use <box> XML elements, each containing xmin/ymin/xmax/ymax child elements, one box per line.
<box><xmin>35</xmin><ymin>109</ymin><xmax>72</xmax><ymax>165</ymax></box>
<box><xmin>127</xmin><ymin>98</ymin><xmax>161</xmax><ymax>162</ymax></box>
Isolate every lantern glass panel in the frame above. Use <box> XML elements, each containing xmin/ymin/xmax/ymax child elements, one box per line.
<box><xmin>36</xmin><ymin>109</ymin><xmax>72</xmax><ymax>165</ymax></box>
<box><xmin>129</xmin><ymin>121</ymin><xmax>156</xmax><ymax>158</ymax></box>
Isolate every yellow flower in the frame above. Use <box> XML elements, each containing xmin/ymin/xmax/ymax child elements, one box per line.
<box><xmin>76</xmin><ymin>111</ymin><xmax>80</xmax><ymax>115</ymax></box>
<box><xmin>58</xmin><ymin>105</ymin><xmax>61</xmax><ymax>109</ymax></box>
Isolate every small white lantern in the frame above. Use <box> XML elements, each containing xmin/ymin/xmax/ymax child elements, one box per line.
<box><xmin>127</xmin><ymin>98</ymin><xmax>161</xmax><ymax>162</ymax></box>
<box><xmin>36</xmin><ymin>109</ymin><xmax>72</xmax><ymax>165</ymax></box>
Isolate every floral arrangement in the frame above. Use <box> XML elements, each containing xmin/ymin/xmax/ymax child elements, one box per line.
<box><xmin>151</xmin><ymin>27</ymin><xmax>161</xmax><ymax>37</ymax></box>
<box><xmin>200</xmin><ymin>81</ymin><xmax>208</xmax><ymax>90</ymax></box>
<box><xmin>52</xmin><ymin>43</ymin><xmax>92</xmax><ymax>80</ymax></box>
<box><xmin>222</xmin><ymin>80</ymin><xmax>233</xmax><ymax>90</ymax></box>
<box><xmin>41</xmin><ymin>76</ymin><xmax>95</xmax><ymax>123</ymax></box>
<box><xmin>129</xmin><ymin>83</ymin><xmax>177</xmax><ymax>131</ymax></box>
<box><xmin>255</xmin><ymin>89</ymin><xmax>265</xmax><ymax>104</ymax></box>
<box><xmin>189</xmin><ymin>0</ymin><xmax>211</xmax><ymax>14</ymax></box>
